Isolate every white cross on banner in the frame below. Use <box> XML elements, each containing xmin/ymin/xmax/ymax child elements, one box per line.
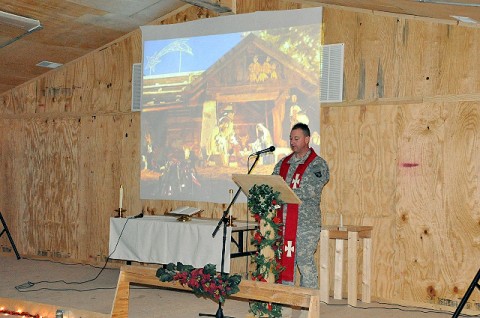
<box><xmin>285</xmin><ymin>240</ymin><xmax>295</xmax><ymax>257</ymax></box>
<box><xmin>291</xmin><ymin>173</ymin><xmax>301</xmax><ymax>189</ymax></box>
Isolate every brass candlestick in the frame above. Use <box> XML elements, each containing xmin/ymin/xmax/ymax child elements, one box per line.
<box><xmin>114</xmin><ymin>208</ymin><xmax>126</xmax><ymax>218</ymax></box>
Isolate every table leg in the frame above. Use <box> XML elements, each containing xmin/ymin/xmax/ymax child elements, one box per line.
<box><xmin>319</xmin><ymin>229</ymin><xmax>330</xmax><ymax>303</ymax></box>
<box><xmin>334</xmin><ymin>239</ymin><xmax>344</xmax><ymax>299</ymax></box>
<box><xmin>362</xmin><ymin>237</ymin><xmax>372</xmax><ymax>303</ymax></box>
<box><xmin>348</xmin><ymin>231</ymin><xmax>358</xmax><ymax>306</ymax></box>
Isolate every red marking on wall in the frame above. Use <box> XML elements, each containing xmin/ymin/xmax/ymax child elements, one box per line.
<box><xmin>401</xmin><ymin>162</ymin><xmax>419</xmax><ymax>168</ymax></box>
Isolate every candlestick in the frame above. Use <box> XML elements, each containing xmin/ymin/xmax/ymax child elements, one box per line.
<box><xmin>339</xmin><ymin>213</ymin><xmax>347</xmax><ymax>231</ymax></box>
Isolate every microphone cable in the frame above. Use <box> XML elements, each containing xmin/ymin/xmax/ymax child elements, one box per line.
<box><xmin>15</xmin><ymin>216</ymin><xmax>135</xmax><ymax>292</ymax></box>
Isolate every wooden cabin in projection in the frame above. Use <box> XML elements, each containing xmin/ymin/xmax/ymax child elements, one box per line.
<box><xmin>141</xmin><ymin>32</ymin><xmax>320</xmax><ymax>175</ymax></box>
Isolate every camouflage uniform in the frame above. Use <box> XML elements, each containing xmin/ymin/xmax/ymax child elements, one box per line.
<box><xmin>273</xmin><ymin>148</ymin><xmax>329</xmax><ymax>288</ymax></box>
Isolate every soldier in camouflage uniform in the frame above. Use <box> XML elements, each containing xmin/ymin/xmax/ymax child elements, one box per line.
<box><xmin>273</xmin><ymin>122</ymin><xmax>329</xmax><ymax>288</ymax></box>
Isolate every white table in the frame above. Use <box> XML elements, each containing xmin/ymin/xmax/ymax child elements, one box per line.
<box><xmin>109</xmin><ymin>216</ymin><xmax>234</xmax><ymax>272</ymax></box>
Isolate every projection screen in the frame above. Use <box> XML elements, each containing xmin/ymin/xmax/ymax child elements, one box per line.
<box><xmin>140</xmin><ymin>8</ymin><xmax>323</xmax><ymax>203</ymax></box>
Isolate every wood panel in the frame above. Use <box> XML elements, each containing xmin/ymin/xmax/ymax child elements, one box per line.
<box><xmin>394</xmin><ymin>102</ymin><xmax>446</xmax><ymax>302</ymax></box>
<box><xmin>320</xmin><ymin>104</ymin><xmax>397</xmax><ymax>218</ymax></box>
<box><xmin>443</xmin><ymin>102</ymin><xmax>480</xmax><ymax>303</ymax></box>
<box><xmin>0</xmin><ymin>119</ymin><xmax>26</xmax><ymax>255</ymax></box>
<box><xmin>22</xmin><ymin>118</ymin><xmax>80</xmax><ymax>257</ymax></box>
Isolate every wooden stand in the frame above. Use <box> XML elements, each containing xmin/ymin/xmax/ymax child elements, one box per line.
<box><xmin>232</xmin><ymin>173</ymin><xmax>301</xmax><ymax>283</ymax></box>
<box><xmin>111</xmin><ymin>265</ymin><xmax>320</xmax><ymax>318</ymax></box>
<box><xmin>319</xmin><ymin>225</ymin><xmax>373</xmax><ymax>306</ymax></box>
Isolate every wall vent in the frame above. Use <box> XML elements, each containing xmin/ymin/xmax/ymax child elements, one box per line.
<box><xmin>131</xmin><ymin>63</ymin><xmax>142</xmax><ymax>112</ymax></box>
<box><xmin>36</xmin><ymin>60</ymin><xmax>62</xmax><ymax>69</ymax></box>
<box><xmin>320</xmin><ymin>43</ymin><xmax>344</xmax><ymax>103</ymax></box>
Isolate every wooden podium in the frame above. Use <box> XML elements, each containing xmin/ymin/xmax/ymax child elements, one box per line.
<box><xmin>232</xmin><ymin>174</ymin><xmax>301</xmax><ymax>205</ymax></box>
<box><xmin>232</xmin><ymin>174</ymin><xmax>301</xmax><ymax>280</ymax></box>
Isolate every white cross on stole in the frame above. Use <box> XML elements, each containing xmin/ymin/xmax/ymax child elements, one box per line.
<box><xmin>291</xmin><ymin>173</ymin><xmax>301</xmax><ymax>189</ymax></box>
<box><xmin>285</xmin><ymin>240</ymin><xmax>295</xmax><ymax>257</ymax></box>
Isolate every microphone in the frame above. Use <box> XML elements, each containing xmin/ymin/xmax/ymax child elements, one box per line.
<box><xmin>250</xmin><ymin>145</ymin><xmax>275</xmax><ymax>156</ymax></box>
<box><xmin>133</xmin><ymin>212</ymin><xmax>144</xmax><ymax>219</ymax></box>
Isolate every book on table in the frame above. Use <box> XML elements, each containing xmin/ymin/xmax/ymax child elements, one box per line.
<box><xmin>169</xmin><ymin>206</ymin><xmax>203</xmax><ymax>217</ymax></box>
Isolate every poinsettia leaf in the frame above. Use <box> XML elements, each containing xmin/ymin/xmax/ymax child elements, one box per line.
<box><xmin>203</xmin><ymin>263</ymin><xmax>217</xmax><ymax>275</ymax></box>
<box><xmin>159</xmin><ymin>273</ymin><xmax>174</xmax><ymax>282</ymax></box>
<box><xmin>165</xmin><ymin>263</ymin><xmax>176</xmax><ymax>271</ymax></box>
<box><xmin>155</xmin><ymin>268</ymin><xmax>165</xmax><ymax>278</ymax></box>
<box><xmin>176</xmin><ymin>262</ymin><xmax>185</xmax><ymax>270</ymax></box>
<box><xmin>183</xmin><ymin>264</ymin><xmax>194</xmax><ymax>272</ymax></box>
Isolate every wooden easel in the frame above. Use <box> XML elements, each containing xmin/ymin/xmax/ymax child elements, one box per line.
<box><xmin>0</xmin><ymin>212</ymin><xmax>21</xmax><ymax>259</ymax></box>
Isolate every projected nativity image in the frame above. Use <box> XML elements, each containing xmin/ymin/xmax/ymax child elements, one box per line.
<box><xmin>140</xmin><ymin>9</ymin><xmax>322</xmax><ymax>203</ymax></box>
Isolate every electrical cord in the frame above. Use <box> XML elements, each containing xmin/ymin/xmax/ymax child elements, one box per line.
<box><xmin>15</xmin><ymin>216</ymin><xmax>134</xmax><ymax>292</ymax></box>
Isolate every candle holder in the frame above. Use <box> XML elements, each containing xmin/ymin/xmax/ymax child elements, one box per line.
<box><xmin>227</xmin><ymin>215</ymin><xmax>237</xmax><ymax>227</ymax></box>
<box><xmin>177</xmin><ymin>215</ymin><xmax>192</xmax><ymax>222</ymax></box>
<box><xmin>114</xmin><ymin>208</ymin><xmax>127</xmax><ymax>218</ymax></box>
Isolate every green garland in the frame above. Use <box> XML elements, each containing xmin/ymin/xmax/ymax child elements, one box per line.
<box><xmin>156</xmin><ymin>262</ymin><xmax>241</xmax><ymax>303</ymax></box>
<box><xmin>248</xmin><ymin>184</ymin><xmax>285</xmax><ymax>317</ymax></box>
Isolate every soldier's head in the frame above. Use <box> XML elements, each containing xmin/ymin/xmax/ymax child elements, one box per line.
<box><xmin>290</xmin><ymin>123</ymin><xmax>310</xmax><ymax>157</ymax></box>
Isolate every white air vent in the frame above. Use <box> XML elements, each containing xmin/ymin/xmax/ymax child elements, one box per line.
<box><xmin>131</xmin><ymin>63</ymin><xmax>142</xmax><ymax>112</ymax></box>
<box><xmin>320</xmin><ymin>43</ymin><xmax>344</xmax><ymax>103</ymax></box>
<box><xmin>451</xmin><ymin>15</ymin><xmax>478</xmax><ymax>24</ymax></box>
<box><xmin>36</xmin><ymin>61</ymin><xmax>62</xmax><ymax>69</ymax></box>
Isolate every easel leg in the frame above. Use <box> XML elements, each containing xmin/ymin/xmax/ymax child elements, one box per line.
<box><xmin>452</xmin><ymin>268</ymin><xmax>480</xmax><ymax>318</ymax></box>
<box><xmin>0</xmin><ymin>212</ymin><xmax>21</xmax><ymax>259</ymax></box>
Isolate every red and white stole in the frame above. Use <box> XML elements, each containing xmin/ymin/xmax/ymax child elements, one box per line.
<box><xmin>277</xmin><ymin>148</ymin><xmax>317</xmax><ymax>282</ymax></box>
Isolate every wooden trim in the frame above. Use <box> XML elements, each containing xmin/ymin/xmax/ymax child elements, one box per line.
<box><xmin>321</xmin><ymin>93</ymin><xmax>480</xmax><ymax>108</ymax></box>
<box><xmin>289</xmin><ymin>0</ymin><xmax>480</xmax><ymax>28</ymax></box>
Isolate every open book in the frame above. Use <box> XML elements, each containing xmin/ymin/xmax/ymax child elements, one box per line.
<box><xmin>169</xmin><ymin>206</ymin><xmax>202</xmax><ymax>217</ymax></box>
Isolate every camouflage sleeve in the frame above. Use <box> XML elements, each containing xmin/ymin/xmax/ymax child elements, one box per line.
<box><xmin>272</xmin><ymin>157</ymin><xmax>284</xmax><ymax>175</ymax></box>
<box><xmin>299</xmin><ymin>156</ymin><xmax>329</xmax><ymax>207</ymax></box>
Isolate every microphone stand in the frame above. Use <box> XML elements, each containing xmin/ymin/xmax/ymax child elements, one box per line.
<box><xmin>199</xmin><ymin>154</ymin><xmax>261</xmax><ymax>318</ymax></box>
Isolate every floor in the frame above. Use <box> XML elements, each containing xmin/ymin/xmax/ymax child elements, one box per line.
<box><xmin>0</xmin><ymin>255</ymin><xmax>462</xmax><ymax>318</ymax></box>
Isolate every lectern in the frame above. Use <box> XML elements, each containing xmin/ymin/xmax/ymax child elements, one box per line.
<box><xmin>231</xmin><ymin>174</ymin><xmax>301</xmax><ymax>205</ymax></box>
<box><xmin>232</xmin><ymin>174</ymin><xmax>300</xmax><ymax>285</ymax></box>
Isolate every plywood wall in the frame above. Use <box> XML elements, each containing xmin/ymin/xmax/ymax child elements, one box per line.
<box><xmin>321</xmin><ymin>7</ymin><xmax>480</xmax><ymax>311</ymax></box>
<box><xmin>1</xmin><ymin>0</ymin><xmax>480</xmax><ymax>312</ymax></box>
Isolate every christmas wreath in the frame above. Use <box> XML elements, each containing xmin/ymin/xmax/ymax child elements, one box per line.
<box><xmin>248</xmin><ymin>184</ymin><xmax>285</xmax><ymax>317</ymax></box>
<box><xmin>156</xmin><ymin>262</ymin><xmax>241</xmax><ymax>303</ymax></box>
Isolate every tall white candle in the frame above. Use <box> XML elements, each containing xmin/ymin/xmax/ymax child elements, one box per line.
<box><xmin>119</xmin><ymin>185</ymin><xmax>124</xmax><ymax>210</ymax></box>
<box><xmin>340</xmin><ymin>214</ymin><xmax>343</xmax><ymax>227</ymax></box>
<box><xmin>229</xmin><ymin>189</ymin><xmax>234</xmax><ymax>216</ymax></box>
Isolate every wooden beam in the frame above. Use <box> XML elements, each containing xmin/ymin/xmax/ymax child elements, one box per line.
<box><xmin>180</xmin><ymin>0</ymin><xmax>236</xmax><ymax>14</ymax></box>
<box><xmin>111</xmin><ymin>265</ymin><xmax>320</xmax><ymax>318</ymax></box>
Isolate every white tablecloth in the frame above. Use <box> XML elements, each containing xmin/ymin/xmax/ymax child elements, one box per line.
<box><xmin>109</xmin><ymin>216</ymin><xmax>232</xmax><ymax>272</ymax></box>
